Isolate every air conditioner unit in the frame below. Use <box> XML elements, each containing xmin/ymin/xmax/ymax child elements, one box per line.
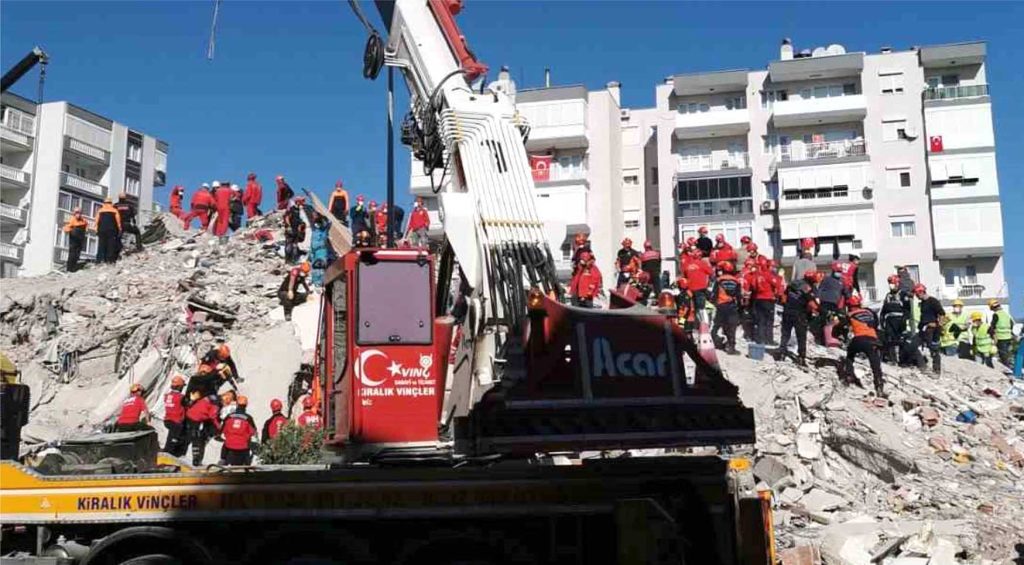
<box><xmin>760</xmin><ymin>201</ymin><xmax>777</xmax><ymax>212</ymax></box>
<box><xmin>620</xmin><ymin>109</ymin><xmax>631</xmax><ymax>119</ymax></box>
<box><xmin>904</xmin><ymin>125</ymin><xmax>919</xmax><ymax>139</ymax></box>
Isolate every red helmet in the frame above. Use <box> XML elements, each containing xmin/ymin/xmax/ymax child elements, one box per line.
<box><xmin>637</xmin><ymin>271</ymin><xmax>651</xmax><ymax>284</ymax></box>
<box><xmin>847</xmin><ymin>294</ymin><xmax>862</xmax><ymax>307</ymax></box>
<box><xmin>831</xmin><ymin>261</ymin><xmax>842</xmax><ymax>273</ymax></box>
<box><xmin>643</xmin><ymin>240</ymin><xmax>652</xmax><ymax>250</ymax></box>
<box><xmin>621</xmin><ymin>238</ymin><xmax>633</xmax><ymax>247</ymax></box>
<box><xmin>685</xmin><ymin>237</ymin><xmax>696</xmax><ymax>247</ymax></box>
<box><xmin>247</xmin><ymin>172</ymin><xmax>256</xmax><ymax>180</ymax></box>
<box><xmin>719</xmin><ymin>261</ymin><xmax>734</xmax><ymax>274</ymax></box>
<box><xmin>689</xmin><ymin>247</ymin><xmax>702</xmax><ymax>257</ymax></box>
<box><xmin>356</xmin><ymin>195</ymin><xmax>365</xmax><ymax>202</ymax></box>
<box><xmin>276</xmin><ymin>175</ymin><xmax>284</xmax><ymax>181</ymax></box>
<box><xmin>217</xmin><ymin>344</ymin><xmax>231</xmax><ymax>360</ymax></box>
<box><xmin>369</xmin><ymin>200</ymin><xmax>377</xmax><ymax>207</ymax></box>
<box><xmin>803</xmin><ymin>269</ymin><xmax>818</xmax><ymax>282</ymax></box>
<box><xmin>698</xmin><ymin>226</ymin><xmax>708</xmax><ymax>235</ymax></box>
<box><xmin>715</xmin><ymin>233</ymin><xmax>725</xmax><ymax>243</ymax></box>
<box><xmin>676</xmin><ymin>277</ymin><xmax>689</xmax><ymax>288</ymax></box>
<box><xmin>913</xmin><ymin>283</ymin><xmax>926</xmax><ymax>295</ymax></box>
<box><xmin>800</xmin><ymin>237</ymin><xmax>814</xmax><ymax>249</ymax></box>
<box><xmin>302</xmin><ymin>396</ymin><xmax>315</xmax><ymax>409</ymax></box>
<box><xmin>740</xmin><ymin>235</ymin><xmax>752</xmax><ymax>245</ymax></box>
<box><xmin>130</xmin><ymin>383</ymin><xmax>143</xmax><ymax>394</ymax></box>
<box><xmin>170</xmin><ymin>375</ymin><xmax>186</xmax><ymax>388</ymax></box>
<box><xmin>270</xmin><ymin>399</ymin><xmax>283</xmax><ymax>412</ymax></box>
<box><xmin>574</xmin><ymin>232</ymin><xmax>587</xmax><ymax>245</ymax></box>
<box><xmin>578</xmin><ymin>250</ymin><xmax>593</xmax><ymax>263</ymax></box>
<box><xmin>335</xmin><ymin>180</ymin><xmax>344</xmax><ymax>188</ymax></box>
<box><xmin>887</xmin><ymin>274</ymin><xmax>900</xmax><ymax>285</ymax></box>
<box><xmin>746</xmin><ymin>242</ymin><xmax>758</xmax><ymax>253</ymax></box>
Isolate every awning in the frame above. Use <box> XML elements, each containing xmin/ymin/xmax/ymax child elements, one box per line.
<box><xmin>562</xmin><ymin>223</ymin><xmax>590</xmax><ymax>245</ymax></box>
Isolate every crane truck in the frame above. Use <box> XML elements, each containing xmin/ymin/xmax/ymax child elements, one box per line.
<box><xmin>0</xmin><ymin>2</ymin><xmax>771</xmax><ymax>563</ymax></box>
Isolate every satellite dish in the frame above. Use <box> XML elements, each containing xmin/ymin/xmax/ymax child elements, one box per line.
<box><xmin>812</xmin><ymin>47</ymin><xmax>827</xmax><ymax>58</ymax></box>
<box><xmin>827</xmin><ymin>44</ymin><xmax>847</xmax><ymax>55</ymax></box>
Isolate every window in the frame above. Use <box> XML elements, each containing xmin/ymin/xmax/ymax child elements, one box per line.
<box><xmin>941</xmin><ymin>74</ymin><xmax>960</xmax><ymax>87</ymax></box>
<box><xmin>886</xmin><ymin>167</ymin><xmax>911</xmax><ymax>189</ymax></box>
<box><xmin>678</xmin><ymin>102</ymin><xmax>711</xmax><ymax>114</ymax></box>
<box><xmin>943</xmin><ymin>265</ymin><xmax>977</xmax><ymax>286</ymax></box>
<box><xmin>883</xmin><ymin>119</ymin><xmax>908</xmax><ymax>142</ymax></box>
<box><xmin>904</xmin><ymin>265</ymin><xmax>920</xmax><ymax>283</ymax></box>
<box><xmin>125</xmin><ymin>175</ymin><xmax>141</xmax><ymax>197</ymax></box>
<box><xmin>651</xmin><ymin>167</ymin><xmax>658</xmax><ymax>185</ymax></box>
<box><xmin>880</xmin><ymin>73</ymin><xmax>905</xmax><ymax>94</ymax></box>
<box><xmin>890</xmin><ymin>220</ymin><xmax>917</xmax><ymax>238</ymax></box>
<box><xmin>653</xmin><ymin>215</ymin><xmax>660</xmax><ymax>227</ymax></box>
<box><xmin>725</xmin><ymin>96</ymin><xmax>746</xmax><ymax>110</ymax></box>
<box><xmin>843</xmin><ymin>83</ymin><xmax>857</xmax><ymax>95</ymax></box>
<box><xmin>127</xmin><ymin>143</ymin><xmax>142</xmax><ymax>163</ymax></box>
<box><xmin>623</xmin><ymin>175</ymin><xmax>639</xmax><ymax>186</ymax></box>
<box><xmin>561</xmin><ymin>243</ymin><xmax>571</xmax><ymax>261</ymax></box>
<box><xmin>357</xmin><ymin>259</ymin><xmax>432</xmax><ymax>345</ymax></box>
<box><xmin>624</xmin><ymin>219</ymin><xmax>640</xmax><ymax>228</ymax></box>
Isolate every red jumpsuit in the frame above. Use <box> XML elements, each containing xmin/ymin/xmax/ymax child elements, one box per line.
<box><xmin>222</xmin><ymin>412</ymin><xmax>257</xmax><ymax>465</ymax></box>
<box><xmin>243</xmin><ymin>180</ymin><xmax>263</xmax><ymax>219</ymax></box>
<box><xmin>169</xmin><ymin>188</ymin><xmax>185</xmax><ymax>219</ymax></box>
<box><xmin>569</xmin><ymin>265</ymin><xmax>602</xmax><ymax>307</ymax></box>
<box><xmin>262</xmin><ymin>413</ymin><xmax>288</xmax><ymax>443</ymax></box>
<box><xmin>710</xmin><ymin>243</ymin><xmax>737</xmax><ymax>267</ymax></box>
<box><xmin>213</xmin><ymin>187</ymin><xmax>232</xmax><ymax>236</ymax></box>
<box><xmin>297</xmin><ymin>410</ymin><xmax>322</xmax><ymax>429</ymax></box>
<box><xmin>183</xmin><ymin>189</ymin><xmax>215</xmax><ymax>230</ymax></box>
<box><xmin>116</xmin><ymin>395</ymin><xmax>147</xmax><ymax>427</ymax></box>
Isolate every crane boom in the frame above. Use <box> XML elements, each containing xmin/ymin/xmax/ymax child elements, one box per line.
<box><xmin>1</xmin><ymin>46</ymin><xmax>48</xmax><ymax>94</ymax></box>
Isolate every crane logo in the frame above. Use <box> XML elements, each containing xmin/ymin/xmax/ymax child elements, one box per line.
<box><xmin>357</xmin><ymin>349</ymin><xmax>389</xmax><ymax>387</ymax></box>
<box><xmin>590</xmin><ymin>337</ymin><xmax>669</xmax><ymax>378</ymax></box>
<box><xmin>357</xmin><ymin>349</ymin><xmax>433</xmax><ymax>387</ymax></box>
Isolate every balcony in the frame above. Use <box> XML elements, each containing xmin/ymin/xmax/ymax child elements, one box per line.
<box><xmin>674</xmin><ymin>108</ymin><xmax>750</xmax><ymax>140</ymax></box>
<box><xmin>778</xmin><ymin>185</ymin><xmax>874</xmax><ymax>211</ymax></box>
<box><xmin>0</xmin><ymin>125</ymin><xmax>32</xmax><ymax>150</ymax></box>
<box><xmin>0</xmin><ymin>203</ymin><xmax>27</xmax><ymax>224</ymax></box>
<box><xmin>61</xmin><ymin>171</ymin><xmax>106</xmax><ymax>198</ymax></box>
<box><xmin>772</xmin><ymin>94</ymin><xmax>867</xmax><ymax>128</ymax></box>
<box><xmin>777</xmin><ymin>139</ymin><xmax>867</xmax><ymax>167</ymax></box>
<box><xmin>675</xmin><ymin>152</ymin><xmax>749</xmax><ymax>179</ymax></box>
<box><xmin>64</xmin><ymin>136</ymin><xmax>110</xmax><ymax>163</ymax></box>
<box><xmin>924</xmin><ymin>84</ymin><xmax>989</xmax><ymax>103</ymax></box>
<box><xmin>0</xmin><ymin>242</ymin><xmax>23</xmax><ymax>264</ymax></box>
<box><xmin>516</xmin><ymin>93</ymin><xmax>589</xmax><ymax>151</ymax></box>
<box><xmin>933</xmin><ymin>232</ymin><xmax>1003</xmax><ymax>259</ymax></box>
<box><xmin>0</xmin><ymin>164</ymin><xmax>30</xmax><ymax>187</ymax></box>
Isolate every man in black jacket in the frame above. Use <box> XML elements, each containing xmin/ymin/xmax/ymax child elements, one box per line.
<box><xmin>914</xmin><ymin>284</ymin><xmax>946</xmax><ymax>375</ymax></box>
<box><xmin>115</xmin><ymin>193</ymin><xmax>143</xmax><ymax>254</ymax></box>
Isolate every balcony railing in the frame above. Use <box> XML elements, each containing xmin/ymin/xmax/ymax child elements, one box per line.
<box><xmin>537</xmin><ymin>166</ymin><xmax>588</xmax><ymax>184</ymax></box>
<box><xmin>924</xmin><ymin>84</ymin><xmax>989</xmax><ymax>101</ymax></box>
<box><xmin>955</xmin><ymin>284</ymin><xmax>985</xmax><ymax>299</ymax></box>
<box><xmin>0</xmin><ymin>164</ymin><xmax>29</xmax><ymax>185</ymax></box>
<box><xmin>61</xmin><ymin>171</ymin><xmax>106</xmax><ymax>197</ymax></box>
<box><xmin>65</xmin><ymin>137</ymin><xmax>110</xmax><ymax>162</ymax></box>
<box><xmin>677</xmin><ymin>152</ymin><xmax>749</xmax><ymax>174</ymax></box>
<box><xmin>0</xmin><ymin>125</ymin><xmax>32</xmax><ymax>147</ymax></box>
<box><xmin>0</xmin><ymin>203</ymin><xmax>26</xmax><ymax>223</ymax></box>
<box><xmin>778</xmin><ymin>139</ymin><xmax>866</xmax><ymax>164</ymax></box>
<box><xmin>0</xmin><ymin>242</ymin><xmax>23</xmax><ymax>262</ymax></box>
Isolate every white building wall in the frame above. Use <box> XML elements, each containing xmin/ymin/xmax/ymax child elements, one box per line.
<box><xmin>22</xmin><ymin>102</ymin><xmax>67</xmax><ymax>275</ymax></box>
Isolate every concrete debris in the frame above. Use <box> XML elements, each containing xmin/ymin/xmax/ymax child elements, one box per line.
<box><xmin>719</xmin><ymin>332</ymin><xmax>1024</xmax><ymax>561</ymax></box>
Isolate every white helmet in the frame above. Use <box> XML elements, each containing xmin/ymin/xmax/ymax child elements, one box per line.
<box><xmin>212</xmin><ymin>181</ymin><xmax>221</xmax><ymax>188</ymax></box>
<box><xmin>201</xmin><ymin>183</ymin><xmax>210</xmax><ymax>189</ymax></box>
<box><xmin>231</xmin><ymin>184</ymin><xmax>240</xmax><ymax>191</ymax></box>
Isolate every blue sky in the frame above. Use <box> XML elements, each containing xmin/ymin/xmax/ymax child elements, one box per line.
<box><xmin>3</xmin><ymin>1</ymin><xmax>1021</xmax><ymax>310</ymax></box>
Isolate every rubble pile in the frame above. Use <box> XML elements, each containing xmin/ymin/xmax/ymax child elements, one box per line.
<box><xmin>0</xmin><ymin>213</ymin><xmax>303</xmax><ymax>446</ymax></box>
<box><xmin>720</xmin><ymin>338</ymin><xmax>1024</xmax><ymax>563</ymax></box>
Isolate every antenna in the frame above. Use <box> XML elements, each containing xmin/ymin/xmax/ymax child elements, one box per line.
<box><xmin>207</xmin><ymin>0</ymin><xmax>222</xmax><ymax>61</ymax></box>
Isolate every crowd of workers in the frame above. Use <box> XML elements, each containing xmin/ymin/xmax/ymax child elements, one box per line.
<box><xmin>61</xmin><ymin>193</ymin><xmax>144</xmax><ymax>273</ymax></box>
<box><xmin>113</xmin><ymin>343</ymin><xmax>323</xmax><ymax>466</ymax></box>
<box><xmin>568</xmin><ymin>228</ymin><xmax>1016</xmax><ymax>398</ymax></box>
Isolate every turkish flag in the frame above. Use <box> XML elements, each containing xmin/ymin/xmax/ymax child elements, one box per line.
<box><xmin>529</xmin><ymin>154</ymin><xmax>552</xmax><ymax>182</ymax></box>
<box><xmin>929</xmin><ymin>135</ymin><xmax>944</xmax><ymax>153</ymax></box>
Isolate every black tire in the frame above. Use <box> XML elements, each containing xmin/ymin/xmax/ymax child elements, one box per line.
<box><xmin>119</xmin><ymin>555</ymin><xmax>182</xmax><ymax>565</ymax></box>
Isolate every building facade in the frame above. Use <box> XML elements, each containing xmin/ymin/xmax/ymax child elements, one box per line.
<box><xmin>1</xmin><ymin>93</ymin><xmax>168</xmax><ymax>277</ymax></box>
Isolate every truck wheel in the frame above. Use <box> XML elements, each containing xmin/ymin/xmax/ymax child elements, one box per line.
<box><xmin>79</xmin><ymin>527</ymin><xmax>213</xmax><ymax>565</ymax></box>
<box><xmin>398</xmin><ymin>529</ymin><xmax>535</xmax><ymax>565</ymax></box>
<box><xmin>119</xmin><ymin>555</ymin><xmax>181</xmax><ymax>565</ymax></box>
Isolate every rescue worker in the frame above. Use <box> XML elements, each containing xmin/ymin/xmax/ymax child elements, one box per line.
<box><xmin>228</xmin><ymin>185</ymin><xmax>244</xmax><ymax>231</ymax></box>
<box><xmin>710</xmin><ymin>261</ymin><xmax>742</xmax><ymax>355</ymax></box>
<box><xmin>162</xmin><ymin>375</ymin><xmax>187</xmax><ymax>456</ymax></box>
<box><xmin>354</xmin><ymin>229</ymin><xmax>373</xmax><ymax>248</ymax></box>
<box><xmin>221</xmin><ymin>396</ymin><xmax>257</xmax><ymax>466</ymax></box>
<box><xmin>279</xmin><ymin>262</ymin><xmax>312</xmax><ymax>321</ymax></box>
<box><xmin>633</xmin><ymin>271</ymin><xmax>655</xmax><ymax>304</ymax></box>
<box><xmin>366</xmin><ymin>200</ymin><xmax>379</xmax><ymax>240</ymax></box>
<box><xmin>184</xmin><ymin>393</ymin><xmax>221</xmax><ymax>466</ymax></box>
<box><xmin>750</xmin><ymin>262</ymin><xmax>780</xmax><ymax>345</ymax></box>
<box><xmin>114</xmin><ymin>383</ymin><xmax>150</xmax><ymax>432</ymax></box>
<box><xmin>191</xmin><ymin>343</ymin><xmax>242</xmax><ymax>396</ymax></box>
<box><xmin>219</xmin><ymin>390</ymin><xmax>238</xmax><ymax>422</ymax></box>
<box><xmin>328</xmin><ymin>181</ymin><xmax>350</xmax><ymax>225</ymax></box>
<box><xmin>283</xmin><ymin>197</ymin><xmax>307</xmax><ymax>263</ymax></box>
<box><xmin>275</xmin><ymin>175</ymin><xmax>294</xmax><ymax>211</ymax></box>
<box><xmin>837</xmin><ymin>254</ymin><xmax>860</xmax><ymax>295</ymax></box>
<box><xmin>62</xmin><ymin>207</ymin><xmax>88</xmax><ymax>273</ymax></box>
<box><xmin>115</xmin><ymin>192</ymin><xmax>143</xmax><ymax>253</ymax></box>
<box><xmin>94</xmin><ymin>197</ymin><xmax>122</xmax><ymax>264</ymax></box>
<box><xmin>391</xmin><ymin>204</ymin><xmax>405</xmax><ymax>243</ymax></box>
<box><xmin>308</xmin><ymin>212</ymin><xmax>331</xmax><ymax>287</ymax></box>
<box><xmin>169</xmin><ymin>185</ymin><xmax>186</xmax><ymax>219</ymax></box>
<box><xmin>675</xmin><ymin>276</ymin><xmax>696</xmax><ymax>332</ymax></box>
<box><xmin>375</xmin><ymin>203</ymin><xmax>390</xmax><ymax>246</ymax></box>
<box><xmin>736</xmin><ymin>235</ymin><xmax>753</xmax><ymax>266</ymax></box>
<box><xmin>569</xmin><ymin>251</ymin><xmax>601</xmax><ymax>308</ymax></box>
<box><xmin>615</xmin><ymin>239</ymin><xmax>641</xmax><ymax>287</ymax></box>
<box><xmin>940</xmin><ymin>299</ymin><xmax>970</xmax><ymax>357</ymax></box>
<box><xmin>639</xmin><ymin>241</ymin><xmax>661</xmax><ymax>292</ymax></box>
<box><xmin>792</xmin><ymin>248</ymin><xmax>816</xmax><ymax>283</ymax></box>
<box><xmin>842</xmin><ymin>294</ymin><xmax>885</xmax><ymax>397</ymax></box>
<box><xmin>350</xmin><ymin>195</ymin><xmax>371</xmax><ymax>235</ymax></box>
<box><xmin>777</xmin><ymin>270</ymin><xmax>819</xmax><ymax>366</ymax></box>
<box><xmin>695</xmin><ymin>226</ymin><xmax>713</xmax><ymax>257</ymax></box>
<box><xmin>262</xmin><ymin>399</ymin><xmax>289</xmax><ymax>444</ymax></box>
<box><xmin>814</xmin><ymin>262</ymin><xmax>848</xmax><ymax>345</ymax></box>
<box><xmin>297</xmin><ymin>396</ymin><xmax>322</xmax><ymax>428</ymax></box>
<box><xmin>880</xmin><ymin>275</ymin><xmax>910</xmax><ymax>363</ymax></box>
<box><xmin>570</xmin><ymin>232</ymin><xmax>592</xmax><ymax>274</ymax></box>
<box><xmin>211</xmin><ymin>181</ymin><xmax>232</xmax><ymax>237</ymax></box>
<box><xmin>684</xmin><ymin>249</ymin><xmax>713</xmax><ymax>315</ymax></box>
<box><xmin>709</xmin><ymin>234</ymin><xmax>736</xmax><ymax>268</ymax></box>
<box><xmin>242</xmin><ymin>172</ymin><xmax>263</xmax><ymax>221</ymax></box>
<box><xmin>988</xmin><ymin>299</ymin><xmax>1013</xmax><ymax>366</ymax></box>
<box><xmin>971</xmin><ymin>311</ymin><xmax>996</xmax><ymax>368</ymax></box>
<box><xmin>406</xmin><ymin>197</ymin><xmax>430</xmax><ymax>247</ymax></box>
<box><xmin>183</xmin><ymin>183</ymin><xmax>215</xmax><ymax>231</ymax></box>
<box><xmin>914</xmin><ymin>284</ymin><xmax>945</xmax><ymax>375</ymax></box>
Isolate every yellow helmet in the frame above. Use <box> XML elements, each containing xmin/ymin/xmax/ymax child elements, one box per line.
<box><xmin>970</xmin><ymin>311</ymin><xmax>983</xmax><ymax>321</ymax></box>
<box><xmin>987</xmin><ymin>299</ymin><xmax>1000</xmax><ymax>309</ymax></box>
<box><xmin>951</xmin><ymin>299</ymin><xmax>964</xmax><ymax>307</ymax></box>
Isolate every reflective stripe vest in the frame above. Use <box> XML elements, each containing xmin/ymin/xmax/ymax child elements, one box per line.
<box><xmin>992</xmin><ymin>310</ymin><xmax>1013</xmax><ymax>341</ymax></box>
<box><xmin>941</xmin><ymin>312</ymin><xmax>970</xmax><ymax>347</ymax></box>
<box><xmin>973</xmin><ymin>323</ymin><xmax>996</xmax><ymax>355</ymax></box>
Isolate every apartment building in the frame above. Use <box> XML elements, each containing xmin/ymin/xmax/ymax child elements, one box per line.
<box><xmin>0</xmin><ymin>92</ymin><xmax>168</xmax><ymax>277</ymax></box>
<box><xmin>643</xmin><ymin>40</ymin><xmax>1007</xmax><ymax>309</ymax></box>
<box><xmin>409</xmin><ymin>77</ymin><xmax>625</xmax><ymax>281</ymax></box>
